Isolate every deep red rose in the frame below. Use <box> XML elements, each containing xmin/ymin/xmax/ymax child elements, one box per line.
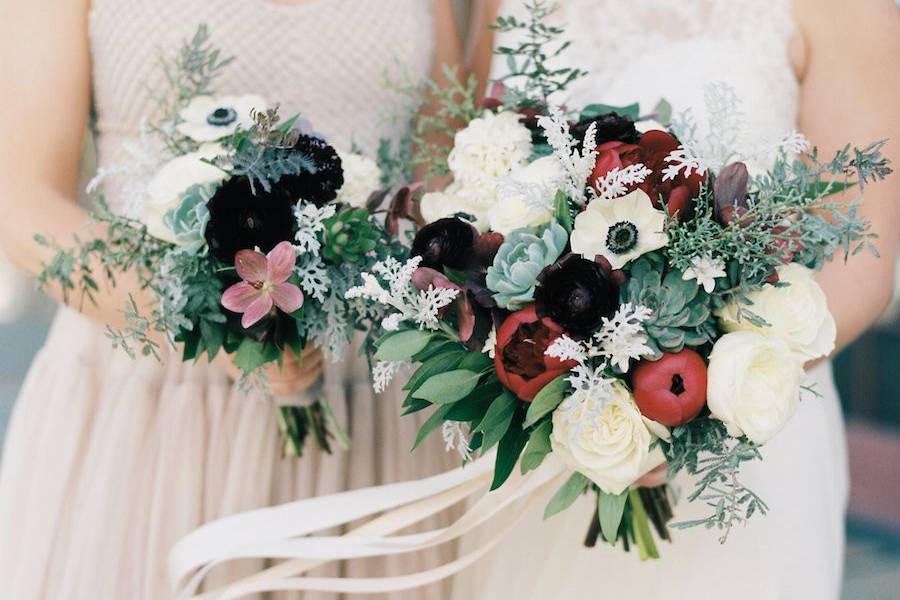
<box><xmin>494</xmin><ymin>305</ymin><xmax>577</xmax><ymax>401</ymax></box>
<box><xmin>588</xmin><ymin>130</ymin><xmax>706</xmax><ymax>220</ymax></box>
<box><xmin>632</xmin><ymin>349</ymin><xmax>708</xmax><ymax>426</ymax></box>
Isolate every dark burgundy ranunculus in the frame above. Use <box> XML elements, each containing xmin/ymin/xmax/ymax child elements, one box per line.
<box><xmin>632</xmin><ymin>349</ymin><xmax>708</xmax><ymax>426</ymax></box>
<box><xmin>572</xmin><ymin>112</ymin><xmax>640</xmax><ymax>151</ymax></box>
<box><xmin>588</xmin><ymin>130</ymin><xmax>706</xmax><ymax>220</ymax></box>
<box><xmin>534</xmin><ymin>254</ymin><xmax>620</xmax><ymax>338</ymax></box>
<box><xmin>278</xmin><ymin>134</ymin><xmax>344</xmax><ymax>207</ymax></box>
<box><xmin>473</xmin><ymin>231</ymin><xmax>505</xmax><ymax>267</ymax></box>
<box><xmin>204</xmin><ymin>176</ymin><xmax>298</xmax><ymax>263</ymax></box>
<box><xmin>494</xmin><ymin>305</ymin><xmax>577</xmax><ymax>401</ymax></box>
<box><xmin>410</xmin><ymin>217</ymin><xmax>476</xmax><ymax>272</ymax></box>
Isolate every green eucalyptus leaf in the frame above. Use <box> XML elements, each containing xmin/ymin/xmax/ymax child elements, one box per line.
<box><xmin>403</xmin><ymin>350</ymin><xmax>466</xmax><ymax>392</ymax></box>
<box><xmin>580</xmin><ymin>102</ymin><xmax>640</xmax><ymax>121</ymax></box>
<box><xmin>474</xmin><ymin>391</ymin><xmax>518</xmax><ymax>451</ymax></box>
<box><xmin>544</xmin><ymin>472</ymin><xmax>589</xmax><ymax>519</ymax></box>
<box><xmin>375</xmin><ymin>329</ymin><xmax>433</xmax><ymax>362</ymax></box>
<box><xmin>598</xmin><ymin>490</ymin><xmax>629</xmax><ymax>544</ymax></box>
<box><xmin>524</xmin><ymin>375</ymin><xmax>568</xmax><ymax>428</ymax></box>
<box><xmin>412</xmin><ymin>369</ymin><xmax>481</xmax><ymax>404</ymax></box>
<box><xmin>411</xmin><ymin>404</ymin><xmax>454</xmax><ymax>450</ymax></box>
<box><xmin>490</xmin><ymin>408</ymin><xmax>528</xmax><ymax>490</ymax></box>
<box><xmin>520</xmin><ymin>419</ymin><xmax>553</xmax><ymax>474</ymax></box>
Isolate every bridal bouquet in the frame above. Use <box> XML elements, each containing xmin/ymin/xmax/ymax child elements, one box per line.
<box><xmin>348</xmin><ymin>3</ymin><xmax>893</xmax><ymax>558</ymax></box>
<box><xmin>36</xmin><ymin>26</ymin><xmax>410</xmax><ymax>454</ymax></box>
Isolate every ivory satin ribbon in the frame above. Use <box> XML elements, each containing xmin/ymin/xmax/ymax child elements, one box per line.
<box><xmin>170</xmin><ymin>453</ymin><xmax>565</xmax><ymax>599</ymax></box>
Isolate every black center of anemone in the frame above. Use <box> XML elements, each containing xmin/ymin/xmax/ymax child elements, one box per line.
<box><xmin>606</xmin><ymin>221</ymin><xmax>639</xmax><ymax>254</ymax></box>
<box><xmin>207</xmin><ymin>107</ymin><xmax>238</xmax><ymax>127</ymax></box>
<box><xmin>670</xmin><ymin>374</ymin><xmax>685</xmax><ymax>396</ymax></box>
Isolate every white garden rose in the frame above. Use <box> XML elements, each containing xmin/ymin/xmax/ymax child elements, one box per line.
<box><xmin>142</xmin><ymin>144</ymin><xmax>228</xmax><ymax>244</ymax></box>
<box><xmin>715</xmin><ymin>263</ymin><xmax>836</xmax><ymax>361</ymax></box>
<box><xmin>486</xmin><ymin>156</ymin><xmax>563</xmax><ymax>235</ymax></box>
<box><xmin>335</xmin><ymin>151</ymin><xmax>382</xmax><ymax>208</ymax></box>
<box><xmin>706</xmin><ymin>331</ymin><xmax>804</xmax><ymax>444</ymax></box>
<box><xmin>419</xmin><ymin>181</ymin><xmax>496</xmax><ymax>232</ymax></box>
<box><xmin>551</xmin><ymin>383</ymin><xmax>667</xmax><ymax>495</ymax></box>
<box><xmin>176</xmin><ymin>94</ymin><xmax>268</xmax><ymax>142</ymax></box>
<box><xmin>447</xmin><ymin>110</ymin><xmax>532</xmax><ymax>183</ymax></box>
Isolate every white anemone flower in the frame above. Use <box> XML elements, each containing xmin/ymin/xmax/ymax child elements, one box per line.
<box><xmin>176</xmin><ymin>94</ymin><xmax>268</xmax><ymax>142</ymax></box>
<box><xmin>570</xmin><ymin>189</ymin><xmax>668</xmax><ymax>269</ymax></box>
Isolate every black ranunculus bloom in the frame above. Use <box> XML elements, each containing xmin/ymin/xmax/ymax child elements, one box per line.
<box><xmin>534</xmin><ymin>254</ymin><xmax>620</xmax><ymax>337</ymax></box>
<box><xmin>204</xmin><ymin>176</ymin><xmax>298</xmax><ymax>263</ymax></box>
<box><xmin>410</xmin><ymin>217</ymin><xmax>476</xmax><ymax>272</ymax></box>
<box><xmin>278</xmin><ymin>134</ymin><xmax>344</xmax><ymax>207</ymax></box>
<box><xmin>572</xmin><ymin>112</ymin><xmax>640</xmax><ymax>150</ymax></box>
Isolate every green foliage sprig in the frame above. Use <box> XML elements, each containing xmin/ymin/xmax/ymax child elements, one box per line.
<box><xmin>491</xmin><ymin>0</ymin><xmax>586</xmax><ymax>109</ymax></box>
<box><xmin>662</xmin><ymin>418</ymin><xmax>767</xmax><ymax>542</ymax></box>
<box><xmin>150</xmin><ymin>24</ymin><xmax>234</xmax><ymax>154</ymax></box>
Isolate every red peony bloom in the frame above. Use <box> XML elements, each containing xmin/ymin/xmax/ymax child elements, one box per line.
<box><xmin>632</xmin><ymin>349</ymin><xmax>708</xmax><ymax>426</ymax></box>
<box><xmin>495</xmin><ymin>305</ymin><xmax>577</xmax><ymax>401</ymax></box>
<box><xmin>588</xmin><ymin>130</ymin><xmax>706</xmax><ymax>220</ymax></box>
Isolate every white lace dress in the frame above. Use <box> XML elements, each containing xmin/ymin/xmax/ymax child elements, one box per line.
<box><xmin>450</xmin><ymin>2</ymin><xmax>849</xmax><ymax>599</ymax></box>
<box><xmin>0</xmin><ymin>1</ymin><xmax>461</xmax><ymax>599</ymax></box>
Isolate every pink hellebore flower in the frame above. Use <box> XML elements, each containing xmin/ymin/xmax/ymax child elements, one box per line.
<box><xmin>221</xmin><ymin>241</ymin><xmax>304</xmax><ymax>328</ymax></box>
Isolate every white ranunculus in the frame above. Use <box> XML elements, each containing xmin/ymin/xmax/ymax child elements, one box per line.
<box><xmin>715</xmin><ymin>263</ymin><xmax>836</xmax><ymax>361</ymax></box>
<box><xmin>142</xmin><ymin>144</ymin><xmax>228</xmax><ymax>243</ymax></box>
<box><xmin>706</xmin><ymin>331</ymin><xmax>804</xmax><ymax>444</ymax></box>
<box><xmin>419</xmin><ymin>181</ymin><xmax>495</xmax><ymax>232</ymax></box>
<box><xmin>447</xmin><ymin>110</ymin><xmax>532</xmax><ymax>183</ymax></box>
<box><xmin>570</xmin><ymin>189</ymin><xmax>668</xmax><ymax>269</ymax></box>
<box><xmin>335</xmin><ymin>151</ymin><xmax>382</xmax><ymax>208</ymax></box>
<box><xmin>176</xmin><ymin>94</ymin><xmax>268</xmax><ymax>142</ymax></box>
<box><xmin>551</xmin><ymin>383</ymin><xmax>667</xmax><ymax>495</ymax></box>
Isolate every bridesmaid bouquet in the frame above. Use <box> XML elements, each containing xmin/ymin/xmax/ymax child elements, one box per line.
<box><xmin>349</xmin><ymin>3</ymin><xmax>893</xmax><ymax>558</ymax></box>
<box><xmin>35</xmin><ymin>26</ymin><xmax>411</xmax><ymax>454</ymax></box>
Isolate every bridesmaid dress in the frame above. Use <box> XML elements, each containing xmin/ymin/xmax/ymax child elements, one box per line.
<box><xmin>451</xmin><ymin>2</ymin><xmax>849</xmax><ymax>599</ymax></box>
<box><xmin>0</xmin><ymin>1</ymin><xmax>459</xmax><ymax>598</ymax></box>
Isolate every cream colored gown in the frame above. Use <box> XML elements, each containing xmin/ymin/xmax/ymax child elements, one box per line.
<box><xmin>0</xmin><ymin>1</ymin><xmax>458</xmax><ymax>599</ymax></box>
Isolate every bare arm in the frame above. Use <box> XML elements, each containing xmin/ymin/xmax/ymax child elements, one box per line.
<box><xmin>465</xmin><ymin>0</ymin><xmax>504</xmax><ymax>100</ymax></box>
<box><xmin>794</xmin><ymin>0</ymin><xmax>900</xmax><ymax>351</ymax></box>
<box><xmin>0</xmin><ymin>0</ymin><xmax>152</xmax><ymax>330</ymax></box>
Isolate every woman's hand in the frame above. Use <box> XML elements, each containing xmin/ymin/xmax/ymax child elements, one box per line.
<box><xmin>635</xmin><ymin>464</ymin><xmax>669</xmax><ymax>488</ymax></box>
<box><xmin>216</xmin><ymin>346</ymin><xmax>324</xmax><ymax>397</ymax></box>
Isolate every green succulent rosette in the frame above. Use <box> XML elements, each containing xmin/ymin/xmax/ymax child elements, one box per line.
<box><xmin>486</xmin><ymin>220</ymin><xmax>568</xmax><ymax>310</ymax></box>
<box><xmin>163</xmin><ymin>183</ymin><xmax>214</xmax><ymax>254</ymax></box>
<box><xmin>621</xmin><ymin>256</ymin><xmax>717</xmax><ymax>357</ymax></box>
<box><xmin>320</xmin><ymin>206</ymin><xmax>379</xmax><ymax>264</ymax></box>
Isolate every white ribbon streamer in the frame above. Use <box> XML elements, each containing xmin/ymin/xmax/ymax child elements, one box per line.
<box><xmin>170</xmin><ymin>453</ymin><xmax>565</xmax><ymax>599</ymax></box>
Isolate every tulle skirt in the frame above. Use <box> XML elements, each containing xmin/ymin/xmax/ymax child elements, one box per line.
<box><xmin>0</xmin><ymin>307</ymin><xmax>458</xmax><ymax>599</ymax></box>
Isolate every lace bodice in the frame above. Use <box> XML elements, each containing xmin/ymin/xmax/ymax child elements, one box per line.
<box><xmin>88</xmin><ymin>0</ymin><xmax>434</xmax><ymax>211</ymax></box>
<box><xmin>492</xmin><ymin>0</ymin><xmax>799</xmax><ymax>170</ymax></box>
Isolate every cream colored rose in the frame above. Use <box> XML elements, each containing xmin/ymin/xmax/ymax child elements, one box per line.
<box><xmin>419</xmin><ymin>182</ymin><xmax>495</xmax><ymax>232</ymax></box>
<box><xmin>142</xmin><ymin>144</ymin><xmax>228</xmax><ymax>244</ymax></box>
<box><xmin>486</xmin><ymin>156</ymin><xmax>562</xmax><ymax>235</ymax></box>
<box><xmin>715</xmin><ymin>263</ymin><xmax>836</xmax><ymax>361</ymax></box>
<box><xmin>335</xmin><ymin>151</ymin><xmax>382</xmax><ymax>208</ymax></box>
<box><xmin>551</xmin><ymin>383</ymin><xmax>667</xmax><ymax>495</ymax></box>
<box><xmin>706</xmin><ymin>331</ymin><xmax>804</xmax><ymax>444</ymax></box>
<box><xmin>447</xmin><ymin>110</ymin><xmax>532</xmax><ymax>183</ymax></box>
